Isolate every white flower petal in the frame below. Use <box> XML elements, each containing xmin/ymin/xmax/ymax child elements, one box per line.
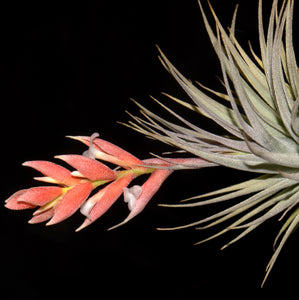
<box><xmin>83</xmin><ymin>132</ymin><xmax>100</xmax><ymax>159</ymax></box>
<box><xmin>123</xmin><ymin>185</ymin><xmax>142</xmax><ymax>211</ymax></box>
<box><xmin>80</xmin><ymin>200</ymin><xmax>96</xmax><ymax>220</ymax></box>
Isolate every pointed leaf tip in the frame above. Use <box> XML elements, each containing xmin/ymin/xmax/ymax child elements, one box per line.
<box><xmin>23</xmin><ymin>160</ymin><xmax>80</xmax><ymax>186</ymax></box>
<box><xmin>17</xmin><ymin>186</ymin><xmax>63</xmax><ymax>206</ymax></box>
<box><xmin>28</xmin><ymin>208</ymin><xmax>55</xmax><ymax>224</ymax></box>
<box><xmin>5</xmin><ymin>189</ymin><xmax>37</xmax><ymax>210</ymax></box>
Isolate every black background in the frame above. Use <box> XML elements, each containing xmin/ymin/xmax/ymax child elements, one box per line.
<box><xmin>1</xmin><ymin>0</ymin><xmax>298</xmax><ymax>295</ymax></box>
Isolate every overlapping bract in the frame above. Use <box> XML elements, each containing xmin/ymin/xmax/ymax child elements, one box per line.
<box><xmin>5</xmin><ymin>134</ymin><xmax>210</xmax><ymax>231</ymax></box>
<box><xmin>127</xmin><ymin>0</ymin><xmax>299</xmax><ymax>285</ymax></box>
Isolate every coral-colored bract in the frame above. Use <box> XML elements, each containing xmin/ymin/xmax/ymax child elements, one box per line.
<box><xmin>5</xmin><ymin>134</ymin><xmax>210</xmax><ymax>231</ymax></box>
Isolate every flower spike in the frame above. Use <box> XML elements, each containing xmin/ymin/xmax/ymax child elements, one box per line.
<box><xmin>7</xmin><ymin>134</ymin><xmax>208</xmax><ymax>232</ymax></box>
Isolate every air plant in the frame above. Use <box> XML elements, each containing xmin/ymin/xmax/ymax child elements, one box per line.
<box><xmin>5</xmin><ymin>0</ymin><xmax>299</xmax><ymax>287</ymax></box>
<box><xmin>125</xmin><ymin>0</ymin><xmax>299</xmax><ymax>286</ymax></box>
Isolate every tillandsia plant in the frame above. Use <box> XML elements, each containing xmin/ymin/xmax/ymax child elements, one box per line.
<box><xmin>5</xmin><ymin>0</ymin><xmax>299</xmax><ymax>286</ymax></box>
